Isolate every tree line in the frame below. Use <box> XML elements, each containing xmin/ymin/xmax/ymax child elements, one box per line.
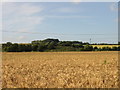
<box><xmin>2</xmin><ymin>38</ymin><xmax>120</xmax><ymax>52</ymax></box>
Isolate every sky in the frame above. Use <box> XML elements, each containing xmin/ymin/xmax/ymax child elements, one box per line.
<box><xmin>1</xmin><ymin>1</ymin><xmax>118</xmax><ymax>44</ymax></box>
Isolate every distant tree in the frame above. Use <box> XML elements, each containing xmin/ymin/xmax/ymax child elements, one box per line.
<box><xmin>118</xmin><ymin>42</ymin><xmax>120</xmax><ymax>45</ymax></box>
<box><xmin>12</xmin><ymin>43</ymin><xmax>19</xmax><ymax>52</ymax></box>
<box><xmin>37</xmin><ymin>44</ymin><xmax>46</xmax><ymax>52</ymax></box>
<box><xmin>94</xmin><ymin>46</ymin><xmax>98</xmax><ymax>51</ymax></box>
<box><xmin>102</xmin><ymin>47</ymin><xmax>111</xmax><ymax>51</ymax></box>
<box><xmin>18</xmin><ymin>44</ymin><xmax>26</xmax><ymax>52</ymax></box>
<box><xmin>5</xmin><ymin>43</ymin><xmax>18</xmax><ymax>52</ymax></box>
<box><xmin>112</xmin><ymin>47</ymin><xmax>118</xmax><ymax>51</ymax></box>
<box><xmin>58</xmin><ymin>41</ymin><xmax>72</xmax><ymax>46</ymax></box>
<box><xmin>72</xmin><ymin>44</ymin><xmax>84</xmax><ymax>48</ymax></box>
<box><xmin>32</xmin><ymin>44</ymin><xmax>38</xmax><ymax>51</ymax></box>
<box><xmin>118</xmin><ymin>46</ymin><xmax>120</xmax><ymax>51</ymax></box>
<box><xmin>47</xmin><ymin>41</ymin><xmax>56</xmax><ymax>49</ymax></box>
<box><xmin>2</xmin><ymin>38</ymin><xmax>120</xmax><ymax>52</ymax></box>
<box><xmin>25</xmin><ymin>44</ymin><xmax>32</xmax><ymax>52</ymax></box>
<box><xmin>83</xmin><ymin>42</ymin><xmax>89</xmax><ymax>45</ymax></box>
<box><xmin>31</xmin><ymin>40</ymin><xmax>41</xmax><ymax>44</ymax></box>
<box><xmin>6</xmin><ymin>42</ymin><xmax>12</xmax><ymax>46</ymax></box>
<box><xmin>43</xmin><ymin>38</ymin><xmax>59</xmax><ymax>43</ymax></box>
<box><xmin>84</xmin><ymin>45</ymin><xmax>93</xmax><ymax>51</ymax></box>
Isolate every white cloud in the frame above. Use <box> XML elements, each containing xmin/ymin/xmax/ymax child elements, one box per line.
<box><xmin>45</xmin><ymin>15</ymin><xmax>91</xmax><ymax>18</ymax></box>
<box><xmin>18</xmin><ymin>36</ymin><xmax>26</xmax><ymax>40</ymax></box>
<box><xmin>3</xmin><ymin>3</ymin><xmax>43</xmax><ymax>17</ymax></box>
<box><xmin>18</xmin><ymin>4</ymin><xmax>43</xmax><ymax>16</ymax></box>
<box><xmin>3</xmin><ymin>3</ymin><xmax>44</xmax><ymax>32</ymax></box>
<box><xmin>71</xmin><ymin>0</ymin><xmax>82</xmax><ymax>4</ymax></box>
<box><xmin>17</xmin><ymin>36</ymin><xmax>27</xmax><ymax>41</ymax></box>
<box><xmin>57</xmin><ymin>8</ymin><xmax>74</xmax><ymax>13</ymax></box>
<box><xmin>17</xmin><ymin>28</ymin><xmax>30</xmax><ymax>32</ymax></box>
<box><xmin>54</xmin><ymin>7</ymin><xmax>81</xmax><ymax>13</ymax></box>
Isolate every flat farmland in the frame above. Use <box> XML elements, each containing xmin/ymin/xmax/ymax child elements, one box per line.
<box><xmin>92</xmin><ymin>45</ymin><xmax>120</xmax><ymax>48</ymax></box>
<box><xmin>2</xmin><ymin>51</ymin><xmax>119</xmax><ymax>88</ymax></box>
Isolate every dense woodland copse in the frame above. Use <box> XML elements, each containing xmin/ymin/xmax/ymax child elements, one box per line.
<box><xmin>2</xmin><ymin>38</ymin><xmax>120</xmax><ymax>52</ymax></box>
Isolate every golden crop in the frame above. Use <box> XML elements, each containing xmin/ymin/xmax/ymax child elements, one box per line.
<box><xmin>92</xmin><ymin>45</ymin><xmax>119</xmax><ymax>48</ymax></box>
<box><xmin>2</xmin><ymin>51</ymin><xmax>119</xmax><ymax>88</ymax></box>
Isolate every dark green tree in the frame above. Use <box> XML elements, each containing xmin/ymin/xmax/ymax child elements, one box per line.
<box><xmin>84</xmin><ymin>45</ymin><xmax>93</xmax><ymax>51</ymax></box>
<box><xmin>32</xmin><ymin>44</ymin><xmax>38</xmax><ymax>51</ymax></box>
<box><xmin>37</xmin><ymin>44</ymin><xmax>46</xmax><ymax>52</ymax></box>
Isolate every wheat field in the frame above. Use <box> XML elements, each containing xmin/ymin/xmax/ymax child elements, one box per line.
<box><xmin>2</xmin><ymin>51</ymin><xmax>119</xmax><ymax>88</ymax></box>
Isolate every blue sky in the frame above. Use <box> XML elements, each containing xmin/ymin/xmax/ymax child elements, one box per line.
<box><xmin>2</xmin><ymin>2</ymin><xmax>118</xmax><ymax>43</ymax></box>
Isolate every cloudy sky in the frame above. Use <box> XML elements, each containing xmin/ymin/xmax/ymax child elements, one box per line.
<box><xmin>2</xmin><ymin>1</ymin><xmax>118</xmax><ymax>43</ymax></box>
